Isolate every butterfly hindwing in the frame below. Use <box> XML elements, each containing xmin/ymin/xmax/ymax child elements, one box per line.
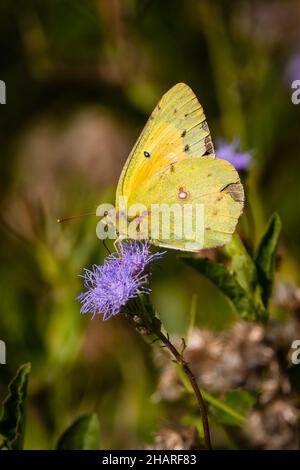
<box><xmin>130</xmin><ymin>158</ymin><xmax>244</xmax><ymax>251</ymax></box>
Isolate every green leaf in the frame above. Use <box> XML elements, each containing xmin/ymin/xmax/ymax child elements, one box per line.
<box><xmin>183</xmin><ymin>257</ymin><xmax>257</xmax><ymax>320</ymax></box>
<box><xmin>254</xmin><ymin>212</ymin><xmax>282</xmax><ymax>307</ymax></box>
<box><xmin>177</xmin><ymin>367</ymin><xmax>252</xmax><ymax>427</ymax></box>
<box><xmin>225</xmin><ymin>234</ymin><xmax>266</xmax><ymax>320</ymax></box>
<box><xmin>56</xmin><ymin>414</ymin><xmax>100</xmax><ymax>450</ymax></box>
<box><xmin>209</xmin><ymin>390</ymin><xmax>256</xmax><ymax>427</ymax></box>
<box><xmin>0</xmin><ymin>363</ymin><xmax>31</xmax><ymax>450</ymax></box>
<box><xmin>187</xmin><ymin>294</ymin><xmax>198</xmax><ymax>340</ymax></box>
<box><xmin>225</xmin><ymin>234</ymin><xmax>258</xmax><ymax>295</ymax></box>
<box><xmin>0</xmin><ymin>434</ymin><xmax>6</xmax><ymax>450</ymax></box>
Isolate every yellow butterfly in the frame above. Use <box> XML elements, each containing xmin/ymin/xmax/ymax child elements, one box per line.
<box><xmin>114</xmin><ymin>83</ymin><xmax>244</xmax><ymax>251</ymax></box>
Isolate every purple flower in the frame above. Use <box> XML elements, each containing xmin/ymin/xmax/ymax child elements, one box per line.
<box><xmin>77</xmin><ymin>241</ymin><xmax>164</xmax><ymax>320</ymax></box>
<box><xmin>216</xmin><ymin>137</ymin><xmax>252</xmax><ymax>171</ymax></box>
<box><xmin>108</xmin><ymin>241</ymin><xmax>164</xmax><ymax>276</ymax></box>
<box><xmin>285</xmin><ymin>51</ymin><xmax>300</xmax><ymax>85</ymax></box>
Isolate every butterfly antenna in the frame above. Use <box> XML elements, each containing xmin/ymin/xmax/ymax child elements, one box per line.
<box><xmin>57</xmin><ymin>211</ymin><xmax>96</xmax><ymax>223</ymax></box>
<box><xmin>102</xmin><ymin>239</ymin><xmax>111</xmax><ymax>255</ymax></box>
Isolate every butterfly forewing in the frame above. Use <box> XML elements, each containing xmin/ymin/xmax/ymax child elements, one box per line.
<box><xmin>116</xmin><ymin>83</ymin><xmax>215</xmax><ymax>203</ymax></box>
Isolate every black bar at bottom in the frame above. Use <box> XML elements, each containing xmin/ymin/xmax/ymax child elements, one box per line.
<box><xmin>0</xmin><ymin>449</ymin><xmax>297</xmax><ymax>467</ymax></box>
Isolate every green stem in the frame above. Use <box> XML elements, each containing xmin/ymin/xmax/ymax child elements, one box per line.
<box><xmin>128</xmin><ymin>295</ymin><xmax>212</xmax><ymax>449</ymax></box>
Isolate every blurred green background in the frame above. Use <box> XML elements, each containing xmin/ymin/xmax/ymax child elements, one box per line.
<box><xmin>1</xmin><ymin>0</ymin><xmax>300</xmax><ymax>449</ymax></box>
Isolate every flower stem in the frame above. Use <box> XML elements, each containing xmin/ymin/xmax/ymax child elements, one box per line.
<box><xmin>128</xmin><ymin>295</ymin><xmax>212</xmax><ymax>449</ymax></box>
<box><xmin>156</xmin><ymin>330</ymin><xmax>212</xmax><ymax>450</ymax></box>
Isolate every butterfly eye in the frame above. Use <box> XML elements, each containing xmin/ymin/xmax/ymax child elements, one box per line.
<box><xmin>144</xmin><ymin>151</ymin><xmax>151</xmax><ymax>158</ymax></box>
